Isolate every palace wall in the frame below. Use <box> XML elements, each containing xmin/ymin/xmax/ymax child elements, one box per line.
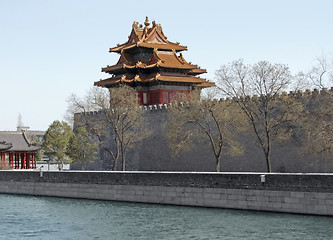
<box><xmin>74</xmin><ymin>88</ymin><xmax>333</xmax><ymax>173</ymax></box>
<box><xmin>0</xmin><ymin>171</ymin><xmax>332</xmax><ymax>216</ymax></box>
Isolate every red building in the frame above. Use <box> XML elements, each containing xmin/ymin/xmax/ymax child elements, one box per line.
<box><xmin>94</xmin><ymin>17</ymin><xmax>214</xmax><ymax>105</ymax></box>
<box><xmin>0</xmin><ymin>131</ymin><xmax>40</xmax><ymax>169</ymax></box>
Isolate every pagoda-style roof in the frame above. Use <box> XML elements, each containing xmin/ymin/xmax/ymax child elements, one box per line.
<box><xmin>102</xmin><ymin>50</ymin><xmax>207</xmax><ymax>73</ymax></box>
<box><xmin>95</xmin><ymin>17</ymin><xmax>214</xmax><ymax>89</ymax></box>
<box><xmin>95</xmin><ymin>72</ymin><xmax>210</xmax><ymax>88</ymax></box>
<box><xmin>110</xmin><ymin>17</ymin><xmax>187</xmax><ymax>53</ymax></box>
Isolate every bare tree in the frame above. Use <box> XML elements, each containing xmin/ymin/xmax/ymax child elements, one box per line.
<box><xmin>215</xmin><ymin>60</ymin><xmax>304</xmax><ymax>172</ymax></box>
<box><xmin>300</xmin><ymin>55</ymin><xmax>333</xmax><ymax>160</ymax></box>
<box><xmin>165</xmin><ymin>92</ymin><xmax>246</xmax><ymax>172</ymax></box>
<box><xmin>302</xmin><ymin>89</ymin><xmax>333</xmax><ymax>157</ymax></box>
<box><xmin>308</xmin><ymin>54</ymin><xmax>333</xmax><ymax>89</ymax></box>
<box><xmin>67</xmin><ymin>85</ymin><xmax>149</xmax><ymax>171</ymax></box>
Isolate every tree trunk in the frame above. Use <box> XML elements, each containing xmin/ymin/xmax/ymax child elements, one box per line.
<box><xmin>112</xmin><ymin>157</ymin><xmax>118</xmax><ymax>171</ymax></box>
<box><xmin>216</xmin><ymin>156</ymin><xmax>221</xmax><ymax>172</ymax></box>
<box><xmin>58</xmin><ymin>161</ymin><xmax>64</xmax><ymax>171</ymax></box>
<box><xmin>122</xmin><ymin>153</ymin><xmax>126</xmax><ymax>171</ymax></box>
<box><xmin>265</xmin><ymin>152</ymin><xmax>272</xmax><ymax>173</ymax></box>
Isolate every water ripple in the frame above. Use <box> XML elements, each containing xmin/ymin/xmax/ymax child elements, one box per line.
<box><xmin>0</xmin><ymin>194</ymin><xmax>332</xmax><ymax>240</ymax></box>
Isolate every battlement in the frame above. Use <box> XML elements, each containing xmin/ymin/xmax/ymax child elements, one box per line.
<box><xmin>75</xmin><ymin>104</ymin><xmax>171</xmax><ymax>117</ymax></box>
<box><xmin>218</xmin><ymin>87</ymin><xmax>333</xmax><ymax>103</ymax></box>
<box><xmin>75</xmin><ymin>87</ymin><xmax>333</xmax><ymax>118</ymax></box>
<box><xmin>141</xmin><ymin>104</ymin><xmax>170</xmax><ymax>111</ymax></box>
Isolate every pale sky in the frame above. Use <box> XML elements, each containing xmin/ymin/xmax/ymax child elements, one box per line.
<box><xmin>1</xmin><ymin>0</ymin><xmax>332</xmax><ymax>131</ymax></box>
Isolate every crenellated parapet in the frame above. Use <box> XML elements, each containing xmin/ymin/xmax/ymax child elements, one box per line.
<box><xmin>217</xmin><ymin>87</ymin><xmax>333</xmax><ymax>103</ymax></box>
<box><xmin>75</xmin><ymin>104</ymin><xmax>170</xmax><ymax>117</ymax></box>
<box><xmin>74</xmin><ymin>87</ymin><xmax>333</xmax><ymax>118</ymax></box>
<box><xmin>75</xmin><ymin>110</ymin><xmax>103</xmax><ymax>116</ymax></box>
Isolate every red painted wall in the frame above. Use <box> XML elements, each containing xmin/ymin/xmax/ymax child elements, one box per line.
<box><xmin>137</xmin><ymin>89</ymin><xmax>191</xmax><ymax>105</ymax></box>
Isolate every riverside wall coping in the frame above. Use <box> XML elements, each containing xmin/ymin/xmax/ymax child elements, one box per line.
<box><xmin>0</xmin><ymin>170</ymin><xmax>332</xmax><ymax>193</ymax></box>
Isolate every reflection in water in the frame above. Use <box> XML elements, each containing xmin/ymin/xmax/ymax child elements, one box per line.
<box><xmin>0</xmin><ymin>194</ymin><xmax>332</xmax><ymax>240</ymax></box>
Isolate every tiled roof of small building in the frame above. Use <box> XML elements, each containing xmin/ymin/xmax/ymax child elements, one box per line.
<box><xmin>0</xmin><ymin>142</ymin><xmax>12</xmax><ymax>151</ymax></box>
<box><xmin>0</xmin><ymin>131</ymin><xmax>41</xmax><ymax>152</ymax></box>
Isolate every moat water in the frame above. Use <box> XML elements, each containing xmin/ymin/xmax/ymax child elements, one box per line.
<box><xmin>0</xmin><ymin>194</ymin><xmax>332</xmax><ymax>240</ymax></box>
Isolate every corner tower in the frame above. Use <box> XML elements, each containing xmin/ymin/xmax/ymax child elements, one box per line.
<box><xmin>94</xmin><ymin>17</ymin><xmax>214</xmax><ymax>105</ymax></box>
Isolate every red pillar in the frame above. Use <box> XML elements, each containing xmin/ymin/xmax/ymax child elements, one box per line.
<box><xmin>0</xmin><ymin>152</ymin><xmax>4</xmax><ymax>166</ymax></box>
<box><xmin>20</xmin><ymin>153</ymin><xmax>24</xmax><ymax>169</ymax></box>
<box><xmin>26</xmin><ymin>153</ymin><xmax>30</xmax><ymax>169</ymax></box>
<box><xmin>28</xmin><ymin>153</ymin><xmax>31</xmax><ymax>169</ymax></box>
<box><xmin>34</xmin><ymin>153</ymin><xmax>37</xmax><ymax>169</ymax></box>
<box><xmin>10</xmin><ymin>153</ymin><xmax>14</xmax><ymax>168</ymax></box>
<box><xmin>14</xmin><ymin>153</ymin><xmax>17</xmax><ymax>169</ymax></box>
<box><xmin>17</xmin><ymin>153</ymin><xmax>20</xmax><ymax>169</ymax></box>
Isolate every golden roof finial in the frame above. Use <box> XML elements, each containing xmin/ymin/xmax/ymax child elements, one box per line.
<box><xmin>144</xmin><ymin>16</ymin><xmax>150</xmax><ymax>27</ymax></box>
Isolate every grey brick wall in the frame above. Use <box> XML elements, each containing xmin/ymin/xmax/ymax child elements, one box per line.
<box><xmin>0</xmin><ymin>171</ymin><xmax>332</xmax><ymax>215</ymax></box>
<box><xmin>75</xmin><ymin>105</ymin><xmax>333</xmax><ymax>173</ymax></box>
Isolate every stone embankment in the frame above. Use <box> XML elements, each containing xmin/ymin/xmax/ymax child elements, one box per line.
<box><xmin>0</xmin><ymin>171</ymin><xmax>332</xmax><ymax>216</ymax></box>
